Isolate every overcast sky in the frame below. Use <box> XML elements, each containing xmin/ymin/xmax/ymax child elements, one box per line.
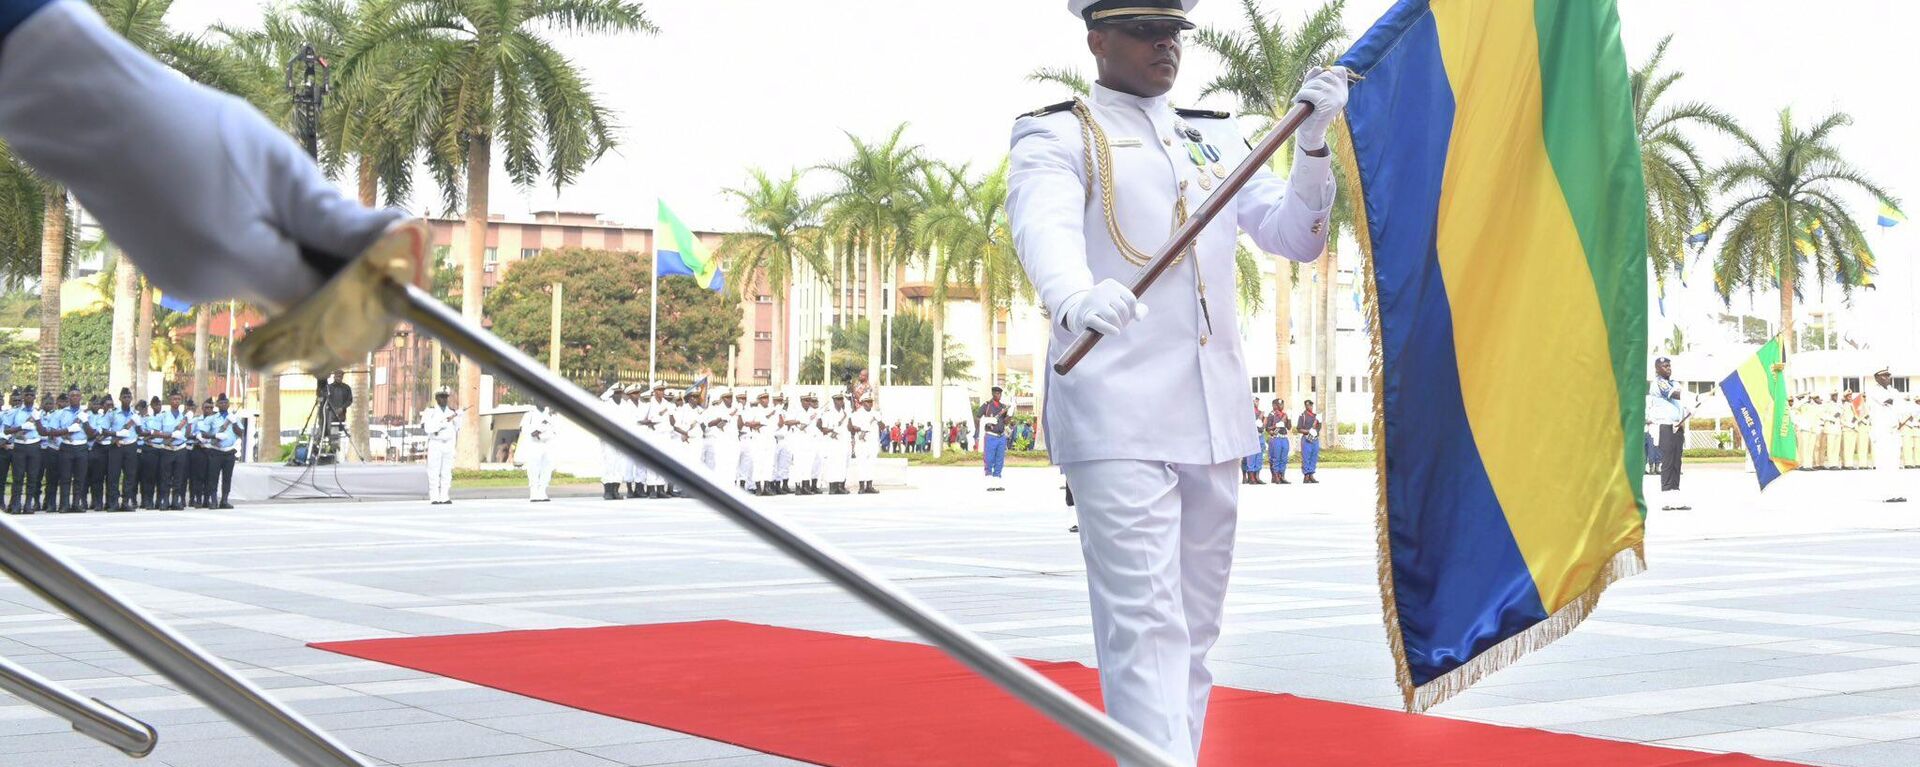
<box><xmin>168</xmin><ymin>0</ymin><xmax>1915</xmax><ymax>235</ymax></box>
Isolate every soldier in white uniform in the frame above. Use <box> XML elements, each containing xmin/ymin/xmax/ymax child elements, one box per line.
<box><xmin>786</xmin><ymin>393</ymin><xmax>819</xmax><ymax>496</ymax></box>
<box><xmin>817</xmin><ymin>392</ymin><xmax>852</xmax><ymax>495</ymax></box>
<box><xmin>635</xmin><ymin>382</ymin><xmax>671</xmax><ymax>499</ymax></box>
<box><xmin>851</xmin><ymin>392</ymin><xmax>882</xmax><ymax>494</ymax></box>
<box><xmin>771</xmin><ymin>393</ymin><xmax>795</xmax><ymax>494</ymax></box>
<box><xmin>596</xmin><ymin>384</ymin><xmax>629</xmax><ymax>500</ymax></box>
<box><xmin>745</xmin><ymin>391</ymin><xmax>778</xmax><ymax>494</ymax></box>
<box><xmin>522</xmin><ymin>404</ymin><xmax>558</xmax><ymax>502</ymax></box>
<box><xmin>1867</xmin><ymin>367</ymin><xmax>1909</xmax><ymax>503</ymax></box>
<box><xmin>1006</xmin><ymin>2</ymin><xmax>1344</xmax><ymax>762</ymax></box>
<box><xmin>420</xmin><ymin>389</ymin><xmax>461</xmax><ymax>505</ymax></box>
<box><xmin>705</xmin><ymin>389</ymin><xmax>741</xmax><ymax>486</ymax></box>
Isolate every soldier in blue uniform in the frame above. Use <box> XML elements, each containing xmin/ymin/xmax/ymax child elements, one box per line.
<box><xmin>136</xmin><ymin>398</ymin><xmax>161</xmax><ymax>509</ymax></box>
<box><xmin>1296</xmin><ymin>399</ymin><xmax>1321</xmax><ymax>484</ymax></box>
<box><xmin>188</xmin><ymin>398</ymin><xmax>213</xmax><ymax>507</ymax></box>
<box><xmin>0</xmin><ymin>389</ymin><xmax>15</xmax><ymax>508</ymax></box>
<box><xmin>201</xmin><ymin>396</ymin><xmax>241</xmax><ymax>508</ymax></box>
<box><xmin>3</xmin><ymin>388</ymin><xmax>41</xmax><ymax>513</ymax></box>
<box><xmin>1264</xmin><ymin>398</ymin><xmax>1292</xmax><ymax>484</ymax></box>
<box><xmin>104</xmin><ymin>388</ymin><xmax>139</xmax><ymax>512</ymax></box>
<box><xmin>85</xmin><ymin>393</ymin><xmax>111</xmax><ymax>509</ymax></box>
<box><xmin>980</xmin><ymin>386</ymin><xmax>1010</xmax><ymax>491</ymax></box>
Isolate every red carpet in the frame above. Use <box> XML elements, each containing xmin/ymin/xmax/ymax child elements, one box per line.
<box><xmin>314</xmin><ymin>621</ymin><xmax>1801</xmax><ymax>766</ymax></box>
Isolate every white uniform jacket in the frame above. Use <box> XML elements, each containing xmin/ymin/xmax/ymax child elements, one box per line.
<box><xmin>1008</xmin><ymin>82</ymin><xmax>1333</xmax><ymax>465</ymax></box>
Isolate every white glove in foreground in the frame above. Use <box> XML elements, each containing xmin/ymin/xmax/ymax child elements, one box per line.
<box><xmin>0</xmin><ymin>1</ymin><xmax>403</xmax><ymax>312</ymax></box>
<box><xmin>1059</xmin><ymin>279</ymin><xmax>1149</xmax><ymax>338</ymax></box>
<box><xmin>1291</xmin><ymin>66</ymin><xmax>1351</xmax><ymax>152</ymax></box>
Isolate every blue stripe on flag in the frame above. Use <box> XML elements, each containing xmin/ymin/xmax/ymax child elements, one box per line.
<box><xmin>1719</xmin><ymin>371</ymin><xmax>1783</xmax><ymax>489</ymax></box>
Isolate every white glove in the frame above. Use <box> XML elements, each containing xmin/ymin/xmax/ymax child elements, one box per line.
<box><xmin>1059</xmin><ymin>279</ymin><xmax>1149</xmax><ymax>337</ymax></box>
<box><xmin>1292</xmin><ymin>66</ymin><xmax>1350</xmax><ymax>152</ymax></box>
<box><xmin>0</xmin><ymin>2</ymin><xmax>403</xmax><ymax>313</ymax></box>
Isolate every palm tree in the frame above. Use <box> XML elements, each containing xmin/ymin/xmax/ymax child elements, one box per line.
<box><xmin>720</xmin><ymin>169</ymin><xmax>826</xmax><ymax>392</ymax></box>
<box><xmin>1192</xmin><ymin>0</ymin><xmax>1348</xmax><ymax>441</ymax></box>
<box><xmin>819</xmin><ymin>125</ymin><xmax>927</xmax><ymax>389</ymax></box>
<box><xmin>1632</xmin><ymin>35</ymin><xmax>1739</xmax><ymax>285</ymax></box>
<box><xmin>912</xmin><ymin>161</ymin><xmax>972</xmax><ymax>456</ymax></box>
<box><xmin>88</xmin><ymin>0</ymin><xmax>244</xmax><ymax>399</ymax></box>
<box><xmin>0</xmin><ymin>147</ymin><xmax>42</xmax><ymax>289</ymax></box>
<box><xmin>1706</xmin><ymin>108</ymin><xmax>1894</xmax><ymax>355</ymax></box>
<box><xmin>348</xmin><ymin>0</ymin><xmax>654</xmax><ymax>466</ymax></box>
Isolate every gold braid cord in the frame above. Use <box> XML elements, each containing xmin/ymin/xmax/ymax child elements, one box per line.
<box><xmin>1070</xmin><ymin>99</ymin><xmax>1189</xmax><ymax>268</ymax></box>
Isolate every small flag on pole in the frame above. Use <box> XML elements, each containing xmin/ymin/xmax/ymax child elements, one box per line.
<box><xmin>156</xmin><ymin>292</ymin><xmax>192</xmax><ymax>313</ymax></box>
<box><xmin>1879</xmin><ymin>202</ymin><xmax>1907</xmax><ymax>228</ymax></box>
<box><xmin>655</xmin><ymin>201</ymin><xmax>725</xmax><ymax>293</ymax></box>
<box><xmin>1685</xmin><ymin>220</ymin><xmax>1709</xmax><ymax>245</ymax></box>
<box><xmin>1720</xmin><ymin>335</ymin><xmax>1798</xmax><ymax>489</ymax></box>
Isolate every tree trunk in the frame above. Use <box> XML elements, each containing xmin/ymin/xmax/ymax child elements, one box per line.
<box><xmin>457</xmin><ymin>135</ymin><xmax>489</xmax><ymax>468</ymax></box>
<box><xmin>1273</xmin><ymin>259</ymin><xmax>1293</xmax><ymax>403</ymax></box>
<box><xmin>349</xmin><ymin>155</ymin><xmax>378</xmax><ymax>461</ymax></box>
<box><xmin>932</xmin><ymin>305</ymin><xmax>945</xmax><ymax>458</ymax></box>
<box><xmin>192</xmin><ymin>307</ymin><xmax>210</xmax><ymax>400</ymax></box>
<box><xmin>1779</xmin><ymin>271</ymin><xmax>1795</xmax><ymax>356</ymax></box>
<box><xmin>738</xmin><ymin>276</ymin><xmax>757</xmax><ymax>388</ymax></box>
<box><xmin>772</xmin><ymin>292</ymin><xmax>786</xmax><ymax>391</ymax></box>
<box><xmin>109</xmin><ymin>251</ymin><xmax>138</xmax><ymax>394</ymax></box>
<box><xmin>134</xmin><ymin>284</ymin><xmax>153</xmax><ymax>398</ymax></box>
<box><xmin>36</xmin><ymin>187</ymin><xmax>66</xmax><ymax>395</ymax></box>
<box><xmin>1317</xmin><ymin>246</ymin><xmax>1338</xmax><ymax>449</ymax></box>
<box><xmin>865</xmin><ymin>240</ymin><xmax>882</xmax><ymax>386</ymax></box>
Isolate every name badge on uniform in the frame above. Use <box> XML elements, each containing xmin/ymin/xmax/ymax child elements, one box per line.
<box><xmin>1111</xmin><ymin>137</ymin><xmax>1143</xmax><ymax>148</ymax></box>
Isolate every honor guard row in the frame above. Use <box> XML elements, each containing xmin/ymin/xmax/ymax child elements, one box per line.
<box><xmin>596</xmin><ymin>383</ymin><xmax>884</xmax><ymax>500</ymax></box>
<box><xmin>1</xmin><ymin>386</ymin><xmax>242</xmax><ymax>514</ymax></box>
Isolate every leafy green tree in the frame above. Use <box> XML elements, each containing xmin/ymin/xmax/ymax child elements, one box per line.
<box><xmin>348</xmin><ymin>0</ymin><xmax>655</xmax><ymax>465</ymax></box>
<box><xmin>720</xmin><ymin>168</ymin><xmax>825</xmax><ymax>391</ymax></box>
<box><xmin>56</xmin><ymin>309</ymin><xmax>112</xmax><ymax>393</ymax></box>
<box><xmin>1706</xmin><ymin>109</ymin><xmax>1896</xmax><ymax>353</ymax></box>
<box><xmin>914</xmin><ymin>159</ymin><xmax>1029</xmax><ymax>451</ymax></box>
<box><xmin>486</xmin><ymin>248</ymin><xmax>733</xmax><ymax>384</ymax></box>
<box><xmin>1632</xmin><ymin>35</ymin><xmax>1739</xmax><ymax>285</ymax></box>
<box><xmin>820</xmin><ymin>124</ymin><xmax>926</xmax><ymax>383</ymax></box>
<box><xmin>797</xmin><ymin>316</ymin><xmax>971</xmax><ymax>387</ymax></box>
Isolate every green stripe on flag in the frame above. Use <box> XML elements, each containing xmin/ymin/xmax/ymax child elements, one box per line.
<box><xmin>1535</xmin><ymin>0</ymin><xmax>1648</xmax><ymax>510</ymax></box>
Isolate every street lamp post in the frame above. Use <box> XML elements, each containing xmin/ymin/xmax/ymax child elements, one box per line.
<box><xmin>259</xmin><ymin>44</ymin><xmax>331</xmax><ymax>464</ymax></box>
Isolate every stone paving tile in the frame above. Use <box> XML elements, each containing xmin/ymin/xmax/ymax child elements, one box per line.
<box><xmin>4</xmin><ymin>466</ymin><xmax>1920</xmax><ymax>766</ymax></box>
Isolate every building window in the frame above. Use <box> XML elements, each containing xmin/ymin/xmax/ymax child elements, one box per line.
<box><xmin>1250</xmin><ymin>376</ymin><xmax>1275</xmax><ymax>394</ymax></box>
<box><xmin>754</xmin><ymin>331</ymin><xmax>773</xmax><ymax>341</ymax></box>
<box><xmin>485</xmin><ymin>247</ymin><xmax>498</xmax><ymax>262</ymax></box>
<box><xmin>520</xmin><ymin>248</ymin><xmax>541</xmax><ymax>260</ymax></box>
<box><xmin>754</xmin><ymin>368</ymin><xmax>772</xmax><ymax>378</ymax></box>
<box><xmin>757</xmin><ymin>294</ymin><xmax>772</xmax><ymax>304</ymax></box>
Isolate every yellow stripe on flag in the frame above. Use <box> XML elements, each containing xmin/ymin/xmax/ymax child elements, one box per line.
<box><xmin>1430</xmin><ymin>2</ymin><xmax>1641</xmax><ymax>612</ymax></box>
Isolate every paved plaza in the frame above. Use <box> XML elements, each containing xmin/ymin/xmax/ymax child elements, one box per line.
<box><xmin>2</xmin><ymin>463</ymin><xmax>1920</xmax><ymax>766</ymax></box>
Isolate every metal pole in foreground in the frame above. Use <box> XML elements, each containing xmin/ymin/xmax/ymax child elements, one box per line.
<box><xmin>0</xmin><ymin>521</ymin><xmax>371</xmax><ymax>767</ymax></box>
<box><xmin>390</xmin><ymin>282</ymin><xmax>1182</xmax><ymax>767</ymax></box>
<box><xmin>0</xmin><ymin>654</ymin><xmax>156</xmax><ymax>757</ymax></box>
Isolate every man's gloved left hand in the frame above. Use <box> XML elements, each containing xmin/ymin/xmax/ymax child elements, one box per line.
<box><xmin>0</xmin><ymin>1</ymin><xmax>402</xmax><ymax>313</ymax></box>
<box><xmin>1291</xmin><ymin>66</ymin><xmax>1351</xmax><ymax>152</ymax></box>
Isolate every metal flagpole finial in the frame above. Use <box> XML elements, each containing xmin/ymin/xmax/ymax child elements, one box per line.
<box><xmin>235</xmin><ymin>220</ymin><xmax>431</xmax><ymax>376</ymax></box>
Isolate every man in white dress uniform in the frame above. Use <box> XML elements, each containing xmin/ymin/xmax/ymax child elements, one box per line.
<box><xmin>1006</xmin><ymin>1</ymin><xmax>1345</xmax><ymax>762</ymax></box>
<box><xmin>420</xmin><ymin>389</ymin><xmax>461</xmax><ymax>505</ymax></box>
<box><xmin>817</xmin><ymin>392</ymin><xmax>851</xmax><ymax>495</ymax></box>
<box><xmin>522</xmin><ymin>404</ymin><xmax>558</xmax><ymax>503</ymax></box>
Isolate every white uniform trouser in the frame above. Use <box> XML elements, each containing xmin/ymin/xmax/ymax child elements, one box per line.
<box><xmin>751</xmin><ymin>433</ymin><xmax>776</xmax><ymax>483</ymax></box>
<box><xmin>774</xmin><ymin>436</ymin><xmax>793</xmax><ymax>481</ymax></box>
<box><xmin>1060</xmin><ymin>459</ymin><xmax>1238</xmax><ymax>767</ymax></box>
<box><xmin>600</xmin><ymin>439</ymin><xmax>625</xmax><ymax>485</ymax></box>
<box><xmin>790</xmin><ymin>435</ymin><xmax>816</xmax><ymax>482</ymax></box>
<box><xmin>426</xmin><ymin>441</ymin><xmax>455</xmax><ymax>502</ymax></box>
<box><xmin>820</xmin><ymin>436</ymin><xmax>849</xmax><ymax>482</ymax></box>
<box><xmin>710</xmin><ymin>436</ymin><xmax>739</xmax><ymax>485</ymax></box>
<box><xmin>1875</xmin><ymin>429</ymin><xmax>1905</xmax><ymax>498</ymax></box>
<box><xmin>525</xmin><ymin>444</ymin><xmax>553</xmax><ymax>501</ymax></box>
<box><xmin>855</xmin><ymin>437</ymin><xmax>878</xmax><ymax>482</ymax></box>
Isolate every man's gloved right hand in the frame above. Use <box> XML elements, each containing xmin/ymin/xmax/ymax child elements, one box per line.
<box><xmin>1058</xmin><ymin>279</ymin><xmax>1149</xmax><ymax>337</ymax></box>
<box><xmin>0</xmin><ymin>1</ymin><xmax>403</xmax><ymax>313</ymax></box>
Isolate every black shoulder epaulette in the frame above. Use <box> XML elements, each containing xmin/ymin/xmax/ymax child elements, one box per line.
<box><xmin>1175</xmin><ymin>107</ymin><xmax>1232</xmax><ymax>120</ymax></box>
<box><xmin>1018</xmin><ymin>100</ymin><xmax>1075</xmax><ymax>120</ymax></box>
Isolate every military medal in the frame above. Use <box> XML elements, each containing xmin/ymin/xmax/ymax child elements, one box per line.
<box><xmin>1198</xmin><ymin>174</ymin><xmax>1214</xmax><ymax>191</ymax></box>
<box><xmin>1211</xmin><ymin>163</ymin><xmax>1227</xmax><ymax>179</ymax></box>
